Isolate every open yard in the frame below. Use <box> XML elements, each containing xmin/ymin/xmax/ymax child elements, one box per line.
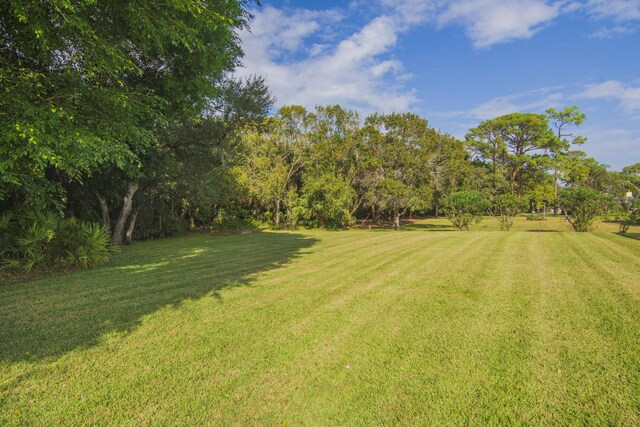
<box><xmin>1</xmin><ymin>217</ymin><xmax>640</xmax><ymax>425</ymax></box>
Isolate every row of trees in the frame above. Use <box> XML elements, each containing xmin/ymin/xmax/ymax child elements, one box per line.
<box><xmin>1</xmin><ymin>1</ymin><xmax>639</xmax><ymax>272</ymax></box>
<box><xmin>234</xmin><ymin>105</ymin><xmax>639</xmax><ymax>231</ymax></box>
<box><xmin>439</xmin><ymin>188</ymin><xmax>639</xmax><ymax>232</ymax></box>
<box><xmin>239</xmin><ymin>106</ymin><xmax>468</xmax><ymax>230</ymax></box>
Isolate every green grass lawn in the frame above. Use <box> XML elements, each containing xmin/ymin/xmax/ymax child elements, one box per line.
<box><xmin>1</xmin><ymin>217</ymin><xmax>640</xmax><ymax>425</ymax></box>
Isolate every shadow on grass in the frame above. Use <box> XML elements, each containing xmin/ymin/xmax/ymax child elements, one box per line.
<box><xmin>0</xmin><ymin>232</ymin><xmax>317</xmax><ymax>363</ymax></box>
<box><xmin>616</xmin><ymin>232</ymin><xmax>640</xmax><ymax>241</ymax></box>
<box><xmin>401</xmin><ymin>221</ymin><xmax>454</xmax><ymax>231</ymax></box>
<box><xmin>524</xmin><ymin>230</ymin><xmax>559</xmax><ymax>233</ymax></box>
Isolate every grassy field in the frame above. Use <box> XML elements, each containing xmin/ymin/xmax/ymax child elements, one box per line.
<box><xmin>1</xmin><ymin>216</ymin><xmax>639</xmax><ymax>425</ymax></box>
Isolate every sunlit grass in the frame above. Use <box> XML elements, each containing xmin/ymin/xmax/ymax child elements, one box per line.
<box><xmin>1</xmin><ymin>222</ymin><xmax>639</xmax><ymax>424</ymax></box>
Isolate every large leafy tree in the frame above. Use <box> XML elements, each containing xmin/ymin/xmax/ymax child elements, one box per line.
<box><xmin>466</xmin><ymin>113</ymin><xmax>556</xmax><ymax>199</ymax></box>
<box><xmin>422</xmin><ymin>133</ymin><xmax>469</xmax><ymax>217</ymax></box>
<box><xmin>560</xmin><ymin>151</ymin><xmax>609</xmax><ymax>190</ymax></box>
<box><xmin>242</xmin><ymin>106</ymin><xmax>311</xmax><ymax>228</ymax></box>
<box><xmin>1</xmin><ymin>0</ymin><xmax>255</xmax><ymax>243</ymax></box>
<box><xmin>361</xmin><ymin>113</ymin><xmax>437</xmax><ymax>229</ymax></box>
<box><xmin>622</xmin><ymin>163</ymin><xmax>640</xmax><ymax>196</ymax></box>
<box><xmin>141</xmin><ymin>76</ymin><xmax>273</xmax><ymax>230</ymax></box>
<box><xmin>290</xmin><ymin>105</ymin><xmax>364</xmax><ymax>228</ymax></box>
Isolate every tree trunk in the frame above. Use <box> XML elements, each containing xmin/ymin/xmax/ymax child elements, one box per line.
<box><xmin>553</xmin><ymin>166</ymin><xmax>559</xmax><ymax>214</ymax></box>
<box><xmin>393</xmin><ymin>204</ymin><xmax>401</xmax><ymax>230</ymax></box>
<box><xmin>350</xmin><ymin>197</ymin><xmax>362</xmax><ymax>216</ymax></box>
<box><xmin>111</xmin><ymin>182</ymin><xmax>139</xmax><ymax>246</ymax></box>
<box><xmin>517</xmin><ymin>171</ymin><xmax>523</xmax><ymax>200</ymax></box>
<box><xmin>125</xmin><ymin>208</ymin><xmax>139</xmax><ymax>245</ymax></box>
<box><xmin>274</xmin><ymin>199</ymin><xmax>281</xmax><ymax>227</ymax></box>
<box><xmin>96</xmin><ymin>193</ymin><xmax>112</xmax><ymax>234</ymax></box>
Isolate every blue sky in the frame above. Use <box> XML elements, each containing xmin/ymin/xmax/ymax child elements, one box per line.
<box><xmin>236</xmin><ymin>0</ymin><xmax>640</xmax><ymax>170</ymax></box>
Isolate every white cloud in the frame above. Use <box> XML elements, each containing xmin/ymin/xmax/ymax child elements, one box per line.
<box><xmin>429</xmin><ymin>86</ymin><xmax>566</xmax><ymax>121</ymax></box>
<box><xmin>580</xmin><ymin>80</ymin><xmax>640</xmax><ymax>111</ymax></box>
<box><xmin>379</xmin><ymin>0</ymin><xmax>567</xmax><ymax>48</ymax></box>
<box><xmin>381</xmin><ymin>0</ymin><xmax>640</xmax><ymax>48</ymax></box>
<box><xmin>585</xmin><ymin>0</ymin><xmax>640</xmax><ymax>37</ymax></box>
<box><xmin>585</xmin><ymin>0</ymin><xmax>640</xmax><ymax>21</ymax></box>
<box><xmin>579</xmin><ymin>126</ymin><xmax>640</xmax><ymax>169</ymax></box>
<box><xmin>236</xmin><ymin>2</ymin><xmax>640</xmax><ymax>126</ymax></box>
<box><xmin>237</xmin><ymin>6</ymin><xmax>419</xmax><ymax>113</ymax></box>
<box><xmin>379</xmin><ymin>0</ymin><xmax>442</xmax><ymax>25</ymax></box>
<box><xmin>432</xmin><ymin>80</ymin><xmax>640</xmax><ymax>123</ymax></box>
<box><xmin>590</xmin><ymin>25</ymin><xmax>636</xmax><ymax>38</ymax></box>
<box><xmin>437</xmin><ymin>0</ymin><xmax>563</xmax><ymax>48</ymax></box>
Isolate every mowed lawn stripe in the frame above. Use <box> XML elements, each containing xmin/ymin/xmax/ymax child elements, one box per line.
<box><xmin>528</xmin><ymin>233</ymin><xmax>640</xmax><ymax>424</ymax></box>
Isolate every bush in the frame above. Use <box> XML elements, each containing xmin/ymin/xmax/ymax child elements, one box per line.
<box><xmin>56</xmin><ymin>219</ymin><xmax>111</xmax><ymax>269</ymax></box>
<box><xmin>440</xmin><ymin>191</ymin><xmax>490</xmax><ymax>231</ymax></box>
<box><xmin>558</xmin><ymin>188</ymin><xmax>616</xmax><ymax>232</ymax></box>
<box><xmin>618</xmin><ymin>198</ymin><xmax>640</xmax><ymax>233</ymax></box>
<box><xmin>491</xmin><ymin>194</ymin><xmax>522</xmax><ymax>231</ymax></box>
<box><xmin>526</xmin><ymin>214</ymin><xmax>546</xmax><ymax>221</ymax></box>
<box><xmin>1</xmin><ymin>211</ymin><xmax>111</xmax><ymax>272</ymax></box>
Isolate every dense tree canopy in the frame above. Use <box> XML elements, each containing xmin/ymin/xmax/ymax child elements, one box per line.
<box><xmin>466</xmin><ymin>113</ymin><xmax>556</xmax><ymax>198</ymax></box>
<box><xmin>1</xmin><ymin>0</ymin><xmax>256</xmax><ymax>240</ymax></box>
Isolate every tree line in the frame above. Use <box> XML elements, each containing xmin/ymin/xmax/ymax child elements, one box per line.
<box><xmin>1</xmin><ymin>1</ymin><xmax>638</xmax><ymax>273</ymax></box>
<box><xmin>233</xmin><ymin>105</ymin><xmax>639</xmax><ymax>231</ymax></box>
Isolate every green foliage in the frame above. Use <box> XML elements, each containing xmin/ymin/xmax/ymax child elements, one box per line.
<box><xmin>618</xmin><ymin>197</ymin><xmax>640</xmax><ymax>233</ymax></box>
<box><xmin>1</xmin><ymin>212</ymin><xmax>111</xmax><ymax>272</ymax></box>
<box><xmin>242</xmin><ymin>106</ymin><xmax>311</xmax><ymax>228</ymax></box>
<box><xmin>545</xmin><ymin>106</ymin><xmax>587</xmax><ymax>149</ymax></box>
<box><xmin>558</xmin><ymin>188</ymin><xmax>616</xmax><ymax>232</ymax></box>
<box><xmin>491</xmin><ymin>194</ymin><xmax>522</xmax><ymax>231</ymax></box>
<box><xmin>560</xmin><ymin>151</ymin><xmax>610</xmax><ymax>190</ymax></box>
<box><xmin>55</xmin><ymin>219</ymin><xmax>111</xmax><ymax>269</ymax></box>
<box><xmin>299</xmin><ymin>173</ymin><xmax>356</xmax><ymax>229</ymax></box>
<box><xmin>440</xmin><ymin>191</ymin><xmax>490</xmax><ymax>230</ymax></box>
<box><xmin>1</xmin><ymin>0</ymin><xmax>254</xmax><ymax>211</ymax></box>
<box><xmin>362</xmin><ymin>113</ymin><xmax>439</xmax><ymax>228</ymax></box>
<box><xmin>466</xmin><ymin>112</ymin><xmax>556</xmax><ymax>197</ymax></box>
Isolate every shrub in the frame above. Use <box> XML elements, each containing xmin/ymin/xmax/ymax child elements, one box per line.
<box><xmin>558</xmin><ymin>188</ymin><xmax>616</xmax><ymax>232</ymax></box>
<box><xmin>56</xmin><ymin>219</ymin><xmax>111</xmax><ymax>268</ymax></box>
<box><xmin>440</xmin><ymin>191</ymin><xmax>490</xmax><ymax>231</ymax></box>
<box><xmin>3</xmin><ymin>211</ymin><xmax>57</xmax><ymax>272</ymax></box>
<box><xmin>618</xmin><ymin>198</ymin><xmax>640</xmax><ymax>233</ymax></box>
<box><xmin>491</xmin><ymin>194</ymin><xmax>522</xmax><ymax>231</ymax></box>
<box><xmin>1</xmin><ymin>212</ymin><xmax>111</xmax><ymax>272</ymax></box>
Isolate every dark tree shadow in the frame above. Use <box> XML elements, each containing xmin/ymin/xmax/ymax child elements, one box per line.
<box><xmin>616</xmin><ymin>232</ymin><xmax>640</xmax><ymax>241</ymax></box>
<box><xmin>0</xmin><ymin>232</ymin><xmax>317</xmax><ymax>363</ymax></box>
<box><xmin>401</xmin><ymin>222</ymin><xmax>454</xmax><ymax>231</ymax></box>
